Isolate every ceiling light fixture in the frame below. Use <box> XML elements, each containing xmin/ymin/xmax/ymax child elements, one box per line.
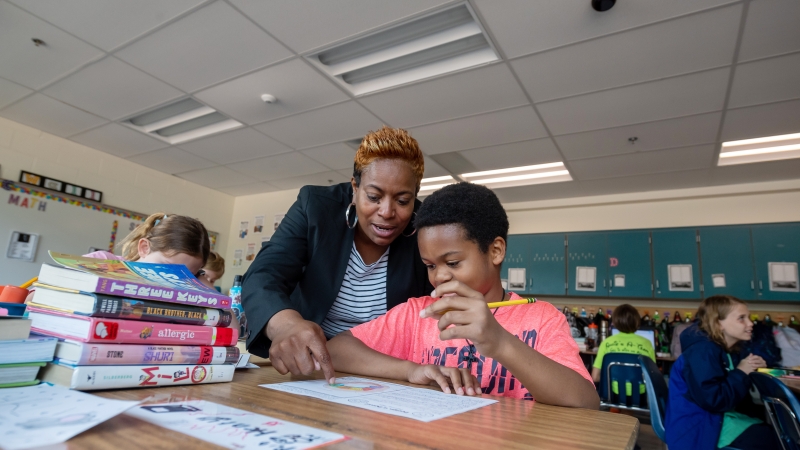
<box><xmin>461</xmin><ymin>162</ymin><xmax>572</xmax><ymax>189</ymax></box>
<box><xmin>419</xmin><ymin>175</ymin><xmax>456</xmax><ymax>193</ymax></box>
<box><xmin>307</xmin><ymin>3</ymin><xmax>499</xmax><ymax>95</ymax></box>
<box><xmin>123</xmin><ymin>98</ymin><xmax>242</xmax><ymax>144</ymax></box>
<box><xmin>718</xmin><ymin>132</ymin><xmax>800</xmax><ymax>166</ymax></box>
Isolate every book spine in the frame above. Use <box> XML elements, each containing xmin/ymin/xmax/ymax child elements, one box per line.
<box><xmin>72</xmin><ymin>344</ymin><xmax>239</xmax><ymax>365</ymax></box>
<box><xmin>87</xmin><ymin>318</ymin><xmax>238</xmax><ymax>346</ymax></box>
<box><xmin>95</xmin><ymin>278</ymin><xmax>231</xmax><ymax>309</ymax></box>
<box><xmin>68</xmin><ymin>364</ymin><xmax>235</xmax><ymax>390</ymax></box>
<box><xmin>94</xmin><ymin>297</ymin><xmax>232</xmax><ymax>327</ymax></box>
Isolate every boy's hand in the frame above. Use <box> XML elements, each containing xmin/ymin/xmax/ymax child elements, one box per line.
<box><xmin>407</xmin><ymin>363</ymin><xmax>481</xmax><ymax>395</ymax></box>
<box><xmin>420</xmin><ymin>280</ymin><xmax>509</xmax><ymax>357</ymax></box>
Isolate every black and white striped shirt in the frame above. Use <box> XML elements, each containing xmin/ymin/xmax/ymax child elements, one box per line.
<box><xmin>321</xmin><ymin>243</ymin><xmax>389</xmax><ymax>338</ymax></box>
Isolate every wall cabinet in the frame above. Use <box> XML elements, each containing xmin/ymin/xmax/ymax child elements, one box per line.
<box><xmin>567</xmin><ymin>232</ymin><xmax>608</xmax><ymax>297</ymax></box>
<box><xmin>607</xmin><ymin>230</ymin><xmax>654</xmax><ymax>298</ymax></box>
<box><xmin>699</xmin><ymin>226</ymin><xmax>757</xmax><ymax>300</ymax></box>
<box><xmin>647</xmin><ymin>229</ymin><xmax>701</xmax><ymax>299</ymax></box>
<box><xmin>503</xmin><ymin>234</ymin><xmax>566</xmax><ymax>296</ymax></box>
<box><xmin>752</xmin><ymin>223</ymin><xmax>800</xmax><ymax>301</ymax></box>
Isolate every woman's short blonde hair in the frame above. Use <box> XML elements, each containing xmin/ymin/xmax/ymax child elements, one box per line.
<box><xmin>353</xmin><ymin>126</ymin><xmax>424</xmax><ymax>190</ymax></box>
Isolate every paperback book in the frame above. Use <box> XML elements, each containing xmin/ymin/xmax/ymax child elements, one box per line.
<box><xmin>40</xmin><ymin>361</ymin><xmax>235</xmax><ymax>390</ymax></box>
<box><xmin>29</xmin><ymin>308</ymin><xmax>238</xmax><ymax>346</ymax></box>
<box><xmin>55</xmin><ymin>341</ymin><xmax>239</xmax><ymax>365</ymax></box>
<box><xmin>39</xmin><ymin>252</ymin><xmax>231</xmax><ymax>308</ymax></box>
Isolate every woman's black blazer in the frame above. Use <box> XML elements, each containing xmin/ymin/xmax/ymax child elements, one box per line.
<box><xmin>241</xmin><ymin>182</ymin><xmax>432</xmax><ymax>358</ymax></box>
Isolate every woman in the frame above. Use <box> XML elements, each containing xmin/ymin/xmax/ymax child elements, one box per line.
<box><xmin>242</xmin><ymin>126</ymin><xmax>432</xmax><ymax>382</ymax></box>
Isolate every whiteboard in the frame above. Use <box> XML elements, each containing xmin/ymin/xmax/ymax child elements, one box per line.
<box><xmin>0</xmin><ymin>182</ymin><xmax>144</xmax><ymax>285</ymax></box>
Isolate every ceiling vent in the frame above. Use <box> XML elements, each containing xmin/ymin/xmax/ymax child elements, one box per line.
<box><xmin>307</xmin><ymin>3</ymin><xmax>499</xmax><ymax>95</ymax></box>
<box><xmin>122</xmin><ymin>98</ymin><xmax>242</xmax><ymax>145</ymax></box>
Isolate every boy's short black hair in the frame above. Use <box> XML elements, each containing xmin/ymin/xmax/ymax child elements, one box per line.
<box><xmin>415</xmin><ymin>182</ymin><xmax>509</xmax><ymax>253</ymax></box>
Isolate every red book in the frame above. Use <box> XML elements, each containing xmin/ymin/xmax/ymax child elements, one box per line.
<box><xmin>29</xmin><ymin>307</ymin><xmax>237</xmax><ymax>346</ymax></box>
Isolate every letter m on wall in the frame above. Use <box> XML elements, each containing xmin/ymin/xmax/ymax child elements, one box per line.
<box><xmin>8</xmin><ymin>194</ymin><xmax>20</xmax><ymax>205</ymax></box>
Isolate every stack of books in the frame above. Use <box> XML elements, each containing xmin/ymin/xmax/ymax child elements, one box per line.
<box><xmin>28</xmin><ymin>252</ymin><xmax>239</xmax><ymax>391</ymax></box>
<box><xmin>0</xmin><ymin>315</ymin><xmax>57</xmax><ymax>388</ymax></box>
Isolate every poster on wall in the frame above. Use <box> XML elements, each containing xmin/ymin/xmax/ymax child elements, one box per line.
<box><xmin>768</xmin><ymin>262</ymin><xmax>799</xmax><ymax>292</ymax></box>
<box><xmin>273</xmin><ymin>214</ymin><xmax>285</xmax><ymax>232</ymax></box>
<box><xmin>245</xmin><ymin>243</ymin><xmax>256</xmax><ymax>261</ymax></box>
<box><xmin>668</xmin><ymin>265</ymin><xmax>693</xmax><ymax>291</ymax></box>
<box><xmin>253</xmin><ymin>215</ymin><xmax>264</xmax><ymax>233</ymax></box>
<box><xmin>232</xmin><ymin>249</ymin><xmax>243</xmax><ymax>267</ymax></box>
<box><xmin>6</xmin><ymin>231</ymin><xmax>39</xmax><ymax>262</ymax></box>
<box><xmin>239</xmin><ymin>221</ymin><xmax>248</xmax><ymax>239</ymax></box>
<box><xmin>576</xmin><ymin>266</ymin><xmax>597</xmax><ymax>291</ymax></box>
<box><xmin>507</xmin><ymin>268</ymin><xmax>526</xmax><ymax>291</ymax></box>
<box><xmin>208</xmin><ymin>231</ymin><xmax>219</xmax><ymax>251</ymax></box>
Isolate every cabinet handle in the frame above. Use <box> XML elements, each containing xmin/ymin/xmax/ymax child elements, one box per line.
<box><xmin>751</xmin><ymin>280</ymin><xmax>754</xmax><ymax>290</ymax></box>
<box><xmin>759</xmin><ymin>280</ymin><xmax>763</xmax><ymax>290</ymax></box>
<box><xmin>656</xmin><ymin>280</ymin><xmax>660</xmax><ymax>289</ymax></box>
<box><xmin>603</xmin><ymin>279</ymin><xmax>606</xmax><ymax>288</ymax></box>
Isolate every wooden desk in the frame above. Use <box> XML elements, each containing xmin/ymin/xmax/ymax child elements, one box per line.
<box><xmin>62</xmin><ymin>366</ymin><xmax>638</xmax><ymax>449</ymax></box>
<box><xmin>781</xmin><ymin>377</ymin><xmax>800</xmax><ymax>396</ymax></box>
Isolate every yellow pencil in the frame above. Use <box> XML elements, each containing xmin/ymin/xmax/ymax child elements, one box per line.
<box><xmin>19</xmin><ymin>277</ymin><xmax>38</xmax><ymax>289</ymax></box>
<box><xmin>486</xmin><ymin>298</ymin><xmax>536</xmax><ymax>309</ymax></box>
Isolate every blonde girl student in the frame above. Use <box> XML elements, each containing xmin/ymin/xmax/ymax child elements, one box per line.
<box><xmin>665</xmin><ymin>295</ymin><xmax>779</xmax><ymax>450</ymax></box>
<box><xmin>198</xmin><ymin>251</ymin><xmax>225</xmax><ymax>289</ymax></box>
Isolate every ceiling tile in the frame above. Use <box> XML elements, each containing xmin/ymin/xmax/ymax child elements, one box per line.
<box><xmin>178</xmin><ymin>127</ymin><xmax>291</xmax><ymax>164</ymax></box>
<box><xmin>9</xmin><ymin>0</ymin><xmax>205</xmax><ymax>51</ymax></box>
<box><xmin>227</xmin><ymin>151</ymin><xmax>329</xmax><ymax>181</ymax></box>
<box><xmin>537</xmin><ymin>68</ymin><xmax>729</xmax><ymax>135</ymax></box>
<box><xmin>410</xmin><ymin>106</ymin><xmax>548</xmax><ymax>155</ymax></box>
<box><xmin>127</xmin><ymin>147</ymin><xmax>216</xmax><ymax>174</ymax></box>
<box><xmin>268</xmin><ymin>170</ymin><xmax>349</xmax><ymax>190</ymax></box>
<box><xmin>721</xmin><ymin>99</ymin><xmax>800</xmax><ymax>142</ymax></box>
<box><xmin>0</xmin><ymin>77</ymin><xmax>32</xmax><ymax>109</ymax></box>
<box><xmin>70</xmin><ymin>123</ymin><xmax>168</xmax><ymax>158</ymax></box>
<box><xmin>43</xmin><ymin>57</ymin><xmax>184</xmax><ymax>120</ymax></box>
<box><xmin>300</xmin><ymin>143</ymin><xmax>356</xmax><ymax>170</ymax></box>
<box><xmin>555</xmin><ymin>112</ymin><xmax>722</xmax><ymax>160</ymax></box>
<box><xmin>738</xmin><ymin>0</ymin><xmax>800</xmax><ymax>62</ymax></box>
<box><xmin>423</xmin><ymin>156</ymin><xmax>451</xmax><ymax>178</ymax></box>
<box><xmin>255</xmin><ymin>102</ymin><xmax>383</xmax><ymax>149</ymax></box>
<box><xmin>0</xmin><ymin>94</ymin><xmax>106</xmax><ymax>137</ymax></box>
<box><xmin>115</xmin><ymin>1</ymin><xmax>292</xmax><ymax>92</ymax></box>
<box><xmin>217</xmin><ymin>182</ymin><xmax>280</xmax><ymax>196</ymax></box>
<box><xmin>230</xmin><ymin>0</ymin><xmax>451</xmax><ymax>53</ymax></box>
<box><xmin>567</xmin><ymin>144</ymin><xmax>716</xmax><ymax>180</ymax></box>
<box><xmin>459</xmin><ymin>138</ymin><xmax>563</xmax><ymax>170</ymax></box>
<box><xmin>194</xmin><ymin>58</ymin><xmax>349</xmax><ymax>125</ymax></box>
<box><xmin>429</xmin><ymin>152</ymin><xmax>477</xmax><ymax>174</ymax></box>
<box><xmin>359</xmin><ymin>64</ymin><xmax>529</xmax><ymax>128</ymax></box>
<box><xmin>473</xmin><ymin>0</ymin><xmax>737</xmax><ymax>58</ymax></box>
<box><xmin>0</xmin><ymin>2</ymin><xmax>104</xmax><ymax>89</ymax></box>
<box><xmin>177</xmin><ymin>165</ymin><xmax>256</xmax><ymax>189</ymax></box>
<box><xmin>728</xmin><ymin>52</ymin><xmax>800</xmax><ymax>109</ymax></box>
<box><xmin>511</xmin><ymin>4</ymin><xmax>741</xmax><ymax>102</ymax></box>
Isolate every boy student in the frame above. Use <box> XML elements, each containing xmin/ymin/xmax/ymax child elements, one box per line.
<box><xmin>327</xmin><ymin>183</ymin><xmax>599</xmax><ymax>408</ymax></box>
<box><xmin>591</xmin><ymin>304</ymin><xmax>656</xmax><ymax>383</ymax></box>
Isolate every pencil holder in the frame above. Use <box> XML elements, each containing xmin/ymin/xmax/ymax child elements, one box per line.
<box><xmin>0</xmin><ymin>285</ymin><xmax>28</xmax><ymax>304</ymax></box>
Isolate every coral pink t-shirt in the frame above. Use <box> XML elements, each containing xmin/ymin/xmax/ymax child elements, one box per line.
<box><xmin>350</xmin><ymin>292</ymin><xmax>593</xmax><ymax>400</ymax></box>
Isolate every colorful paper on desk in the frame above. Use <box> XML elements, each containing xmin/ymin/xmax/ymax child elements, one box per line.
<box><xmin>126</xmin><ymin>400</ymin><xmax>347</xmax><ymax>449</ymax></box>
<box><xmin>261</xmin><ymin>377</ymin><xmax>498</xmax><ymax>422</ymax></box>
<box><xmin>0</xmin><ymin>384</ymin><xmax>139</xmax><ymax>450</ymax></box>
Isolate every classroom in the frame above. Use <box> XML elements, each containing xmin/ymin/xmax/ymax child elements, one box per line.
<box><xmin>1</xmin><ymin>1</ymin><xmax>799</xmax><ymax>449</ymax></box>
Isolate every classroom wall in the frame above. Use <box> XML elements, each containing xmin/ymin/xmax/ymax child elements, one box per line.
<box><xmin>0</xmin><ymin>117</ymin><xmax>235</xmax><ymax>285</ymax></box>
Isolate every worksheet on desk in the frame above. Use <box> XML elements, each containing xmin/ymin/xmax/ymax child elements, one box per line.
<box><xmin>261</xmin><ymin>377</ymin><xmax>498</xmax><ymax>422</ymax></box>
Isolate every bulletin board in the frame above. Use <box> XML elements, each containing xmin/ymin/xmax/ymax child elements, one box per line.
<box><xmin>0</xmin><ymin>179</ymin><xmax>145</xmax><ymax>285</ymax></box>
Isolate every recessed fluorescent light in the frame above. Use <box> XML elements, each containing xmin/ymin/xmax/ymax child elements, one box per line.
<box><xmin>123</xmin><ymin>98</ymin><xmax>242</xmax><ymax>145</ymax></box>
<box><xmin>419</xmin><ymin>175</ymin><xmax>456</xmax><ymax>193</ymax></box>
<box><xmin>718</xmin><ymin>132</ymin><xmax>800</xmax><ymax>166</ymax></box>
<box><xmin>461</xmin><ymin>162</ymin><xmax>572</xmax><ymax>189</ymax></box>
<box><xmin>308</xmin><ymin>3</ymin><xmax>499</xmax><ymax>95</ymax></box>
<box><xmin>421</xmin><ymin>175</ymin><xmax>456</xmax><ymax>183</ymax></box>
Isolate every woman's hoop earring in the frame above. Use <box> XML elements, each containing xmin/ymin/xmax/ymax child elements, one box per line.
<box><xmin>402</xmin><ymin>212</ymin><xmax>417</xmax><ymax>237</ymax></box>
<box><xmin>345</xmin><ymin>203</ymin><xmax>358</xmax><ymax>229</ymax></box>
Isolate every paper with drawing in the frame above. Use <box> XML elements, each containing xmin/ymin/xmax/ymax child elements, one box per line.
<box><xmin>261</xmin><ymin>377</ymin><xmax>497</xmax><ymax>422</ymax></box>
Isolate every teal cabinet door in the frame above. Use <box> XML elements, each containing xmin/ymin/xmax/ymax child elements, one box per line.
<box><xmin>652</xmin><ymin>229</ymin><xmax>702</xmax><ymax>299</ymax></box>
<box><xmin>752</xmin><ymin>223</ymin><xmax>800</xmax><ymax>301</ymax></box>
<box><xmin>607</xmin><ymin>230</ymin><xmax>653</xmax><ymax>298</ymax></box>
<box><xmin>502</xmin><ymin>235</ymin><xmax>532</xmax><ymax>295</ymax></box>
<box><xmin>567</xmin><ymin>232</ymin><xmax>608</xmax><ymax>297</ymax></box>
<box><xmin>699</xmin><ymin>226</ymin><xmax>757</xmax><ymax>300</ymax></box>
<box><xmin>529</xmin><ymin>234</ymin><xmax>567</xmax><ymax>295</ymax></box>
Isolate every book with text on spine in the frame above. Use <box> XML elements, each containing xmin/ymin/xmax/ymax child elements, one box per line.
<box><xmin>39</xmin><ymin>251</ymin><xmax>231</xmax><ymax>309</ymax></box>
<box><xmin>55</xmin><ymin>340</ymin><xmax>239</xmax><ymax>365</ymax></box>
<box><xmin>30</xmin><ymin>284</ymin><xmax>232</xmax><ymax>327</ymax></box>
<box><xmin>29</xmin><ymin>308</ymin><xmax>238</xmax><ymax>346</ymax></box>
<box><xmin>39</xmin><ymin>361</ymin><xmax>235</xmax><ymax>390</ymax></box>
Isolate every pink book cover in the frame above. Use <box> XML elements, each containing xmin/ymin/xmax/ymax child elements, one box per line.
<box><xmin>29</xmin><ymin>308</ymin><xmax>238</xmax><ymax>346</ymax></box>
<box><xmin>62</xmin><ymin>342</ymin><xmax>239</xmax><ymax>365</ymax></box>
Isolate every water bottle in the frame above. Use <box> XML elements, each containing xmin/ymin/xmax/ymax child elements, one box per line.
<box><xmin>229</xmin><ymin>275</ymin><xmax>247</xmax><ymax>340</ymax></box>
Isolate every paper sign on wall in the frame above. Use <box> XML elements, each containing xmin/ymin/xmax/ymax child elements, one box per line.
<box><xmin>668</xmin><ymin>265</ymin><xmax>693</xmax><ymax>291</ymax></box>
<box><xmin>6</xmin><ymin>231</ymin><xmax>39</xmax><ymax>262</ymax></box>
<box><xmin>239</xmin><ymin>221</ymin><xmax>248</xmax><ymax>239</ymax></box>
<box><xmin>712</xmin><ymin>274</ymin><xmax>726</xmax><ymax>288</ymax></box>
<box><xmin>768</xmin><ymin>262</ymin><xmax>799</xmax><ymax>292</ymax></box>
<box><xmin>507</xmin><ymin>268</ymin><xmax>526</xmax><ymax>291</ymax></box>
<box><xmin>245</xmin><ymin>243</ymin><xmax>256</xmax><ymax>261</ymax></box>
<box><xmin>232</xmin><ymin>249</ymin><xmax>243</xmax><ymax>267</ymax></box>
<box><xmin>576</xmin><ymin>266</ymin><xmax>597</xmax><ymax>291</ymax></box>
<box><xmin>614</xmin><ymin>274</ymin><xmax>625</xmax><ymax>288</ymax></box>
<box><xmin>253</xmin><ymin>215</ymin><xmax>264</xmax><ymax>233</ymax></box>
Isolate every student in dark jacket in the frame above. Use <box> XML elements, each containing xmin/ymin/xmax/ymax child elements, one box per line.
<box><xmin>242</xmin><ymin>127</ymin><xmax>432</xmax><ymax>383</ymax></box>
<box><xmin>665</xmin><ymin>295</ymin><xmax>779</xmax><ymax>450</ymax></box>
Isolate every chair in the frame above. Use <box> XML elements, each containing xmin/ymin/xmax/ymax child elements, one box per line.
<box><xmin>749</xmin><ymin>373</ymin><xmax>800</xmax><ymax>450</ymax></box>
<box><xmin>638</xmin><ymin>355</ymin><xmax>668</xmax><ymax>442</ymax></box>
<box><xmin>597</xmin><ymin>352</ymin><xmax>647</xmax><ymax>412</ymax></box>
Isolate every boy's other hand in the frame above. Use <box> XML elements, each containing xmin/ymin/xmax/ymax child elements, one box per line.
<box><xmin>421</xmin><ymin>280</ymin><xmax>508</xmax><ymax>357</ymax></box>
<box><xmin>407</xmin><ymin>364</ymin><xmax>481</xmax><ymax>395</ymax></box>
